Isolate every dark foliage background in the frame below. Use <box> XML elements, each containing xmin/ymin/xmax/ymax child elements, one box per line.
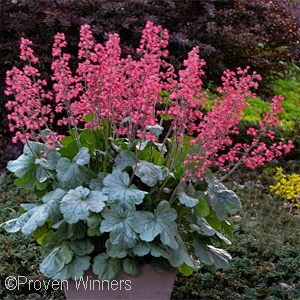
<box><xmin>1</xmin><ymin>0</ymin><xmax>299</xmax><ymax>94</ymax></box>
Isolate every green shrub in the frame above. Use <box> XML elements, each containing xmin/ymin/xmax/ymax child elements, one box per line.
<box><xmin>271</xmin><ymin>73</ymin><xmax>300</xmax><ymax>153</ymax></box>
<box><xmin>269</xmin><ymin>167</ymin><xmax>300</xmax><ymax>210</ymax></box>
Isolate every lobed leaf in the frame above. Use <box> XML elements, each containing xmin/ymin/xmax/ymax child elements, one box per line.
<box><xmin>40</xmin><ymin>242</ymin><xmax>73</xmax><ymax>278</ymax></box>
<box><xmin>69</xmin><ymin>238</ymin><xmax>94</xmax><ymax>256</ymax></box>
<box><xmin>134</xmin><ymin>160</ymin><xmax>167</xmax><ymax>187</ymax></box>
<box><xmin>134</xmin><ymin>201</ymin><xmax>178</xmax><ymax>249</ymax></box>
<box><xmin>113</xmin><ymin>150</ymin><xmax>136</xmax><ymax>171</ymax></box>
<box><xmin>3</xmin><ymin>188</ymin><xmax>65</xmax><ymax>235</ymax></box>
<box><xmin>191</xmin><ymin>217</ymin><xmax>231</xmax><ymax>244</ymax></box>
<box><xmin>56</xmin><ymin>153</ymin><xmax>96</xmax><ymax>189</ymax></box>
<box><xmin>60</xmin><ymin>186</ymin><xmax>107</xmax><ymax>224</ymax></box>
<box><xmin>193</xmin><ymin>239</ymin><xmax>232</xmax><ymax>269</ymax></box>
<box><xmin>100</xmin><ymin>204</ymin><xmax>138</xmax><ymax>249</ymax></box>
<box><xmin>102</xmin><ymin>171</ymin><xmax>147</xmax><ymax>207</ymax></box>
<box><xmin>122</xmin><ymin>257</ymin><xmax>141</xmax><ymax>276</ymax></box>
<box><xmin>177</xmin><ymin>182</ymin><xmax>200</xmax><ymax>207</ymax></box>
<box><xmin>92</xmin><ymin>253</ymin><xmax>121</xmax><ymax>280</ymax></box>
<box><xmin>204</xmin><ymin>173</ymin><xmax>242</xmax><ymax>221</ymax></box>
<box><xmin>52</xmin><ymin>255</ymin><xmax>91</xmax><ymax>280</ymax></box>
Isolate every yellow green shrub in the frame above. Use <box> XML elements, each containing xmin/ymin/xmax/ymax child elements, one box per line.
<box><xmin>270</xmin><ymin>167</ymin><xmax>300</xmax><ymax>208</ymax></box>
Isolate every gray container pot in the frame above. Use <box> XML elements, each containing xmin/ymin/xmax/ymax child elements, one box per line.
<box><xmin>63</xmin><ymin>264</ymin><xmax>177</xmax><ymax>299</ymax></box>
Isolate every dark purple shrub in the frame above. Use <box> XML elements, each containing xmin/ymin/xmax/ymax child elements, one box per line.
<box><xmin>1</xmin><ymin>0</ymin><xmax>299</xmax><ymax>92</ymax></box>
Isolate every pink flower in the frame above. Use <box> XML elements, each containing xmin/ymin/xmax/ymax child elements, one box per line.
<box><xmin>5</xmin><ymin>21</ymin><xmax>293</xmax><ymax>181</ymax></box>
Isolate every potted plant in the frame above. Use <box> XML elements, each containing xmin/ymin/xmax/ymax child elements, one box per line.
<box><xmin>1</xmin><ymin>21</ymin><xmax>293</xmax><ymax>299</ymax></box>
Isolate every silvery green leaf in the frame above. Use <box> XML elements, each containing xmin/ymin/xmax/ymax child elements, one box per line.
<box><xmin>134</xmin><ymin>201</ymin><xmax>178</xmax><ymax>249</ymax></box>
<box><xmin>7</xmin><ymin>141</ymin><xmax>60</xmax><ymax>189</ymax></box>
<box><xmin>136</xmin><ymin>139</ymin><xmax>150</xmax><ymax>151</ymax></box>
<box><xmin>42</xmin><ymin>188</ymin><xmax>67</xmax><ymax>204</ymax></box>
<box><xmin>160</xmin><ymin>222</ymin><xmax>179</xmax><ymax>249</ymax></box>
<box><xmin>23</xmin><ymin>141</ymin><xmax>48</xmax><ymax>155</ymax></box>
<box><xmin>167</xmin><ymin>235</ymin><xmax>195</xmax><ymax>268</ymax></box>
<box><xmin>192</xmin><ymin>217</ymin><xmax>231</xmax><ymax>244</ymax></box>
<box><xmin>105</xmin><ymin>240</ymin><xmax>128</xmax><ymax>258</ymax></box>
<box><xmin>45</xmin><ymin>149</ymin><xmax>62</xmax><ymax>170</ymax></box>
<box><xmin>177</xmin><ymin>182</ymin><xmax>199</xmax><ymax>207</ymax></box>
<box><xmin>113</xmin><ymin>151</ymin><xmax>136</xmax><ymax>171</ymax></box>
<box><xmin>20</xmin><ymin>203</ymin><xmax>37</xmax><ymax>211</ymax></box>
<box><xmin>133</xmin><ymin>241</ymin><xmax>169</xmax><ymax>258</ymax></box>
<box><xmin>145</xmin><ymin>124</ymin><xmax>164</xmax><ymax>137</ymax></box>
<box><xmin>74</xmin><ymin>147</ymin><xmax>90</xmax><ymax>165</ymax></box>
<box><xmin>54</xmin><ymin>220</ymin><xmax>86</xmax><ymax>240</ymax></box>
<box><xmin>52</xmin><ymin>255</ymin><xmax>90</xmax><ymax>280</ymax></box>
<box><xmin>3</xmin><ymin>212</ymin><xmax>38</xmax><ymax>235</ymax></box>
<box><xmin>100</xmin><ymin>205</ymin><xmax>138</xmax><ymax>249</ymax></box>
<box><xmin>60</xmin><ymin>187</ymin><xmax>107</xmax><ymax>224</ymax></box>
<box><xmin>35</xmin><ymin>158</ymin><xmax>49</xmax><ymax>168</ymax></box>
<box><xmin>193</xmin><ymin>239</ymin><xmax>232</xmax><ymax>269</ymax></box>
<box><xmin>154</xmin><ymin>142</ymin><xmax>167</xmax><ymax>154</ymax></box>
<box><xmin>134</xmin><ymin>161</ymin><xmax>167</xmax><ymax>187</ymax></box>
<box><xmin>132</xmin><ymin>241</ymin><xmax>150</xmax><ymax>256</ymax></box>
<box><xmin>21</xmin><ymin>206</ymin><xmax>58</xmax><ymax>235</ymax></box>
<box><xmin>69</xmin><ymin>238</ymin><xmax>94</xmax><ymax>256</ymax></box>
<box><xmin>87</xmin><ymin>213</ymin><xmax>102</xmax><ymax>236</ymax></box>
<box><xmin>92</xmin><ymin>253</ymin><xmax>121</xmax><ymax>280</ymax></box>
<box><xmin>24</xmin><ymin>141</ymin><xmax>60</xmax><ymax>170</ymax></box>
<box><xmin>122</xmin><ymin>116</ymin><xmax>132</xmax><ymax>124</ymax></box>
<box><xmin>40</xmin><ymin>242</ymin><xmax>73</xmax><ymax>278</ymax></box>
<box><xmin>204</xmin><ymin>173</ymin><xmax>242</xmax><ymax>221</ymax></box>
<box><xmin>150</xmin><ymin>258</ymin><xmax>174</xmax><ymax>273</ymax></box>
<box><xmin>3</xmin><ymin>189</ymin><xmax>65</xmax><ymax>235</ymax></box>
<box><xmin>89</xmin><ymin>172</ymin><xmax>105</xmax><ymax>190</ymax></box>
<box><xmin>56</xmin><ymin>157</ymin><xmax>95</xmax><ymax>189</ymax></box>
<box><xmin>7</xmin><ymin>154</ymin><xmax>35</xmax><ymax>178</ymax></box>
<box><xmin>1</xmin><ymin>218</ymin><xmax>22</xmax><ymax>233</ymax></box>
<box><xmin>122</xmin><ymin>257</ymin><xmax>141</xmax><ymax>276</ymax></box>
<box><xmin>102</xmin><ymin>171</ymin><xmax>147</xmax><ymax>207</ymax></box>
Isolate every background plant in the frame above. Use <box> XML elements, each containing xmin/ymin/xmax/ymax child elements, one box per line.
<box><xmin>270</xmin><ymin>167</ymin><xmax>300</xmax><ymax>209</ymax></box>
<box><xmin>1</xmin><ymin>0</ymin><xmax>299</xmax><ymax>96</ymax></box>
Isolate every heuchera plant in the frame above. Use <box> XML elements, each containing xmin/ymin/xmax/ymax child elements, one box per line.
<box><xmin>1</xmin><ymin>21</ymin><xmax>293</xmax><ymax>280</ymax></box>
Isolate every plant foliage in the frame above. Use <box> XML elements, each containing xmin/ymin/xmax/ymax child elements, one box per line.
<box><xmin>1</xmin><ymin>21</ymin><xmax>293</xmax><ymax>283</ymax></box>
